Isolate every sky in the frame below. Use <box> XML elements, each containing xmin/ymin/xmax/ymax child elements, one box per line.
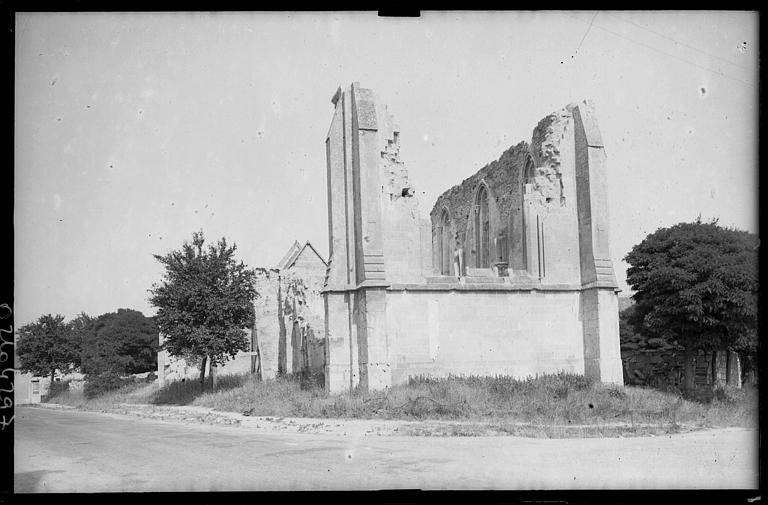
<box><xmin>14</xmin><ymin>11</ymin><xmax>758</xmax><ymax>326</ymax></box>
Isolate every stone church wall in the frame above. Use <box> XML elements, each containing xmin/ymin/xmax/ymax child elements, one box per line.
<box><xmin>386</xmin><ymin>289</ymin><xmax>586</xmax><ymax>384</ymax></box>
<box><xmin>322</xmin><ymin>83</ymin><xmax>624</xmax><ymax>393</ymax></box>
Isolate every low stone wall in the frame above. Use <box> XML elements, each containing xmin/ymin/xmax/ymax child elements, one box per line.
<box><xmin>621</xmin><ymin>348</ymin><xmax>750</xmax><ymax>393</ymax></box>
<box><xmin>621</xmin><ymin>349</ymin><xmax>687</xmax><ymax>388</ymax></box>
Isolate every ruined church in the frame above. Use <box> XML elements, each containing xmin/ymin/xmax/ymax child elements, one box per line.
<box><xmin>322</xmin><ymin>83</ymin><xmax>623</xmax><ymax>393</ymax></box>
<box><xmin>158</xmin><ymin>83</ymin><xmax>624</xmax><ymax>394</ymax></box>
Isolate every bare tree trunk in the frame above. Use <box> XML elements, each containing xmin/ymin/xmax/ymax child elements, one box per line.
<box><xmin>199</xmin><ymin>355</ymin><xmax>208</xmax><ymax>389</ymax></box>
<box><xmin>211</xmin><ymin>361</ymin><xmax>218</xmax><ymax>389</ymax></box>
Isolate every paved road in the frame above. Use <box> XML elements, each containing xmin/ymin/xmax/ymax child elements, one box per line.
<box><xmin>14</xmin><ymin>406</ymin><xmax>758</xmax><ymax>492</ymax></box>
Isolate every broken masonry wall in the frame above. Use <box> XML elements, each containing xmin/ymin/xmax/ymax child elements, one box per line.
<box><xmin>422</xmin><ymin>101</ymin><xmax>622</xmax><ymax>386</ymax></box>
<box><xmin>322</xmin><ymin>82</ymin><xmax>424</xmax><ymax>392</ymax></box>
<box><xmin>280</xmin><ymin>263</ymin><xmax>327</xmax><ymax>376</ymax></box>
<box><xmin>429</xmin><ymin>104</ymin><xmax>583</xmax><ymax>285</ymax></box>
<box><xmin>529</xmin><ymin>109</ymin><xmax>582</xmax><ymax>284</ymax></box>
<box><xmin>430</xmin><ymin>143</ymin><xmax>530</xmax><ymax>272</ymax></box>
<box><xmin>254</xmin><ymin>268</ymin><xmax>281</xmax><ymax>379</ymax></box>
<box><xmin>381</xmin><ymin>116</ymin><xmax>424</xmax><ymax>284</ymax></box>
<box><xmin>529</xmin><ymin>108</ymin><xmax>570</xmax><ymax>207</ymax></box>
<box><xmin>322</xmin><ymin>86</ymin><xmax>624</xmax><ymax>392</ymax></box>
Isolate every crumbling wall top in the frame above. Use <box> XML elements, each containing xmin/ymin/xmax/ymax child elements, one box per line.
<box><xmin>430</xmin><ymin>142</ymin><xmax>530</xmax><ymax>244</ymax></box>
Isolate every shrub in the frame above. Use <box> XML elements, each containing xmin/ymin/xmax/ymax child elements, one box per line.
<box><xmin>712</xmin><ymin>384</ymin><xmax>748</xmax><ymax>404</ymax></box>
<box><xmin>84</xmin><ymin>372</ymin><xmax>135</xmax><ymax>399</ymax></box>
<box><xmin>44</xmin><ymin>379</ymin><xmax>71</xmax><ymax>401</ymax></box>
<box><xmin>298</xmin><ymin>371</ymin><xmax>325</xmax><ymax>391</ymax></box>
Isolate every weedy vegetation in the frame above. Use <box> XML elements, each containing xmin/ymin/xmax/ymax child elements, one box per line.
<box><xmin>43</xmin><ymin>371</ymin><xmax>757</xmax><ymax>437</ymax></box>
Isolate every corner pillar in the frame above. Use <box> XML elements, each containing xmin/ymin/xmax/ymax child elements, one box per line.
<box><xmin>323</xmin><ymin>291</ymin><xmax>359</xmax><ymax>394</ymax></box>
<box><xmin>581</xmin><ymin>288</ymin><xmax>624</xmax><ymax>385</ymax></box>
<box><xmin>355</xmin><ymin>288</ymin><xmax>391</xmax><ymax>391</ymax></box>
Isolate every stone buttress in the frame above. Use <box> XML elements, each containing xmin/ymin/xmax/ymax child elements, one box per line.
<box><xmin>323</xmin><ymin>83</ymin><xmax>428</xmax><ymax>393</ymax></box>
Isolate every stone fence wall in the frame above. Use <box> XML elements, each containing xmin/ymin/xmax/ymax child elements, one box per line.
<box><xmin>622</xmin><ymin>348</ymin><xmax>755</xmax><ymax>393</ymax></box>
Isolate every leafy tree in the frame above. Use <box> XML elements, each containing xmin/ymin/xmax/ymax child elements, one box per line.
<box><xmin>619</xmin><ymin>304</ymin><xmax>678</xmax><ymax>351</ymax></box>
<box><xmin>16</xmin><ymin>314</ymin><xmax>80</xmax><ymax>385</ymax></box>
<box><xmin>68</xmin><ymin>312</ymin><xmax>94</xmax><ymax>369</ymax></box>
<box><xmin>148</xmin><ymin>230</ymin><xmax>258</xmax><ymax>388</ymax></box>
<box><xmin>81</xmin><ymin>309</ymin><xmax>159</xmax><ymax>375</ymax></box>
<box><xmin>624</xmin><ymin>218</ymin><xmax>758</xmax><ymax>354</ymax></box>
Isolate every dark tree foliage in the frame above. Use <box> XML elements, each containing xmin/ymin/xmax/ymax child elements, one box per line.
<box><xmin>81</xmin><ymin>309</ymin><xmax>159</xmax><ymax>375</ymax></box>
<box><xmin>83</xmin><ymin>372</ymin><xmax>136</xmax><ymax>399</ymax></box>
<box><xmin>619</xmin><ymin>304</ymin><xmax>676</xmax><ymax>351</ymax></box>
<box><xmin>148</xmin><ymin>230</ymin><xmax>257</xmax><ymax>387</ymax></box>
<box><xmin>16</xmin><ymin>314</ymin><xmax>81</xmax><ymax>384</ymax></box>
<box><xmin>68</xmin><ymin>312</ymin><xmax>94</xmax><ymax>369</ymax></box>
<box><xmin>624</xmin><ymin>218</ymin><xmax>758</xmax><ymax>354</ymax></box>
<box><xmin>618</xmin><ymin>305</ymin><xmax>640</xmax><ymax>344</ymax></box>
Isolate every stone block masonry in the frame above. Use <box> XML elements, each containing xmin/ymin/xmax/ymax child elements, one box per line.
<box><xmin>322</xmin><ymin>83</ymin><xmax>624</xmax><ymax>393</ymax></box>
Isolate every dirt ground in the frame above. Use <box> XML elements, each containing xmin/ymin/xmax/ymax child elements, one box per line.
<box><xmin>15</xmin><ymin>405</ymin><xmax>759</xmax><ymax>492</ymax></box>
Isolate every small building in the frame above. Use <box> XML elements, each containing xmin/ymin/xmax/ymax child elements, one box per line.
<box><xmin>15</xmin><ymin>373</ymin><xmax>44</xmax><ymax>405</ymax></box>
<box><xmin>13</xmin><ymin>345</ymin><xmax>44</xmax><ymax>404</ymax></box>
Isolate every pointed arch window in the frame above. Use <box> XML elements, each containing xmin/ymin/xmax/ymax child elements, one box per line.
<box><xmin>474</xmin><ymin>185</ymin><xmax>490</xmax><ymax>268</ymax></box>
<box><xmin>522</xmin><ymin>156</ymin><xmax>545</xmax><ymax>278</ymax></box>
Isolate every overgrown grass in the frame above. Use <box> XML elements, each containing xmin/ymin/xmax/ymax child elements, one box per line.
<box><xmin>151</xmin><ymin>374</ymin><xmax>248</xmax><ymax>405</ymax></box>
<box><xmin>42</xmin><ymin>379</ymin><xmax>72</xmax><ymax>402</ymax></box>
<box><xmin>43</xmin><ymin>381</ymin><xmax>158</xmax><ymax>410</ymax></box>
<box><xmin>44</xmin><ymin>372</ymin><xmax>758</xmax><ymax>432</ymax></box>
<box><xmin>188</xmin><ymin>371</ymin><xmax>758</xmax><ymax>429</ymax></box>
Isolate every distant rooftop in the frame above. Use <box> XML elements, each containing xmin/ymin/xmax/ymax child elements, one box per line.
<box><xmin>276</xmin><ymin>240</ymin><xmax>327</xmax><ymax>270</ymax></box>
